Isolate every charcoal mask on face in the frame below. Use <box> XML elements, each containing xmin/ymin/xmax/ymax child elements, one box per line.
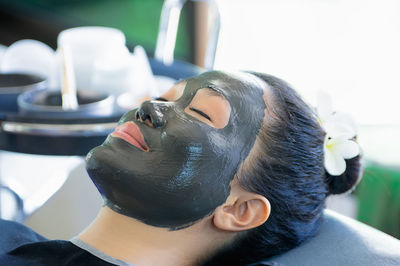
<box><xmin>85</xmin><ymin>71</ymin><xmax>267</xmax><ymax>229</ymax></box>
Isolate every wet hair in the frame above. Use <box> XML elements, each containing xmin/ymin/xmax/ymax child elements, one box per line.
<box><xmin>202</xmin><ymin>72</ymin><xmax>362</xmax><ymax>265</ymax></box>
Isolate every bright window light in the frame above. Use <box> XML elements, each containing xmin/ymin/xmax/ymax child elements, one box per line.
<box><xmin>215</xmin><ymin>0</ymin><xmax>400</xmax><ymax>125</ymax></box>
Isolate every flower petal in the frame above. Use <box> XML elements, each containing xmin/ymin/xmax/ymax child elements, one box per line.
<box><xmin>334</xmin><ymin>139</ymin><xmax>360</xmax><ymax>159</ymax></box>
<box><xmin>316</xmin><ymin>90</ymin><xmax>333</xmax><ymax>122</ymax></box>
<box><xmin>324</xmin><ymin>144</ymin><xmax>346</xmax><ymax>176</ymax></box>
<box><xmin>324</xmin><ymin>112</ymin><xmax>357</xmax><ymax>139</ymax></box>
<box><xmin>324</xmin><ymin>121</ymin><xmax>355</xmax><ymax>140</ymax></box>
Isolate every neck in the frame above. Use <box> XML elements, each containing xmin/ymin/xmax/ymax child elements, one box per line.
<box><xmin>79</xmin><ymin>207</ymin><xmax>228</xmax><ymax>266</ymax></box>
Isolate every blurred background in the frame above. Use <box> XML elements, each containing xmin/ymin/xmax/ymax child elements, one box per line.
<box><xmin>0</xmin><ymin>0</ymin><xmax>399</xmax><ymax>240</ymax></box>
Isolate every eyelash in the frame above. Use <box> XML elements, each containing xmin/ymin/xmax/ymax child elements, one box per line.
<box><xmin>153</xmin><ymin>97</ymin><xmax>168</xmax><ymax>101</ymax></box>
<box><xmin>189</xmin><ymin>107</ymin><xmax>211</xmax><ymax>121</ymax></box>
<box><xmin>153</xmin><ymin>97</ymin><xmax>211</xmax><ymax>122</ymax></box>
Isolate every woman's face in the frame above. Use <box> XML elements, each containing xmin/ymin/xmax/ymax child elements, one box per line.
<box><xmin>86</xmin><ymin>71</ymin><xmax>267</xmax><ymax>229</ymax></box>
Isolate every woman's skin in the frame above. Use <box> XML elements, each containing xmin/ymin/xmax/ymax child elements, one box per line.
<box><xmin>80</xmin><ymin>71</ymin><xmax>272</xmax><ymax>265</ymax></box>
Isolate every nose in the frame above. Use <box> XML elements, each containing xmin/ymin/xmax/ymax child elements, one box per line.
<box><xmin>136</xmin><ymin>101</ymin><xmax>167</xmax><ymax>128</ymax></box>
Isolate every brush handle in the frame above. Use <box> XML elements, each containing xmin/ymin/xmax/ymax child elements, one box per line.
<box><xmin>60</xmin><ymin>46</ymin><xmax>79</xmax><ymax>110</ymax></box>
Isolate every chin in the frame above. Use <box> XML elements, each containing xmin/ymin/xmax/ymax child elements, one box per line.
<box><xmin>85</xmin><ymin>143</ymin><xmax>113</xmax><ymax>173</ymax></box>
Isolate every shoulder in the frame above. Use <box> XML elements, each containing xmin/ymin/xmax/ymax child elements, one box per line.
<box><xmin>1</xmin><ymin>239</ymin><xmax>114</xmax><ymax>266</ymax></box>
<box><xmin>0</xmin><ymin>220</ymin><xmax>114</xmax><ymax>265</ymax></box>
<box><xmin>263</xmin><ymin>209</ymin><xmax>400</xmax><ymax>266</ymax></box>
<box><xmin>0</xmin><ymin>219</ymin><xmax>47</xmax><ymax>253</ymax></box>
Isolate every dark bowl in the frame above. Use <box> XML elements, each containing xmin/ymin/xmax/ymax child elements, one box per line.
<box><xmin>17</xmin><ymin>89</ymin><xmax>115</xmax><ymax>119</ymax></box>
<box><xmin>0</xmin><ymin>73</ymin><xmax>46</xmax><ymax>112</ymax></box>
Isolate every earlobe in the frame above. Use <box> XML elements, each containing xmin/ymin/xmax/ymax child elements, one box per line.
<box><xmin>213</xmin><ymin>195</ymin><xmax>271</xmax><ymax>232</ymax></box>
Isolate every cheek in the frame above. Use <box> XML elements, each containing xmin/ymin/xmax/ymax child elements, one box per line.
<box><xmin>206</xmin><ymin>131</ymin><xmax>232</xmax><ymax>153</ymax></box>
<box><xmin>162</xmin><ymin>125</ymin><xmax>208</xmax><ymax>149</ymax></box>
<box><xmin>161</xmin><ymin>121</ymin><xmax>226</xmax><ymax>154</ymax></box>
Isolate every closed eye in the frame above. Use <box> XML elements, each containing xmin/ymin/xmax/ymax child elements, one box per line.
<box><xmin>153</xmin><ymin>97</ymin><xmax>168</xmax><ymax>102</ymax></box>
<box><xmin>189</xmin><ymin>107</ymin><xmax>211</xmax><ymax>121</ymax></box>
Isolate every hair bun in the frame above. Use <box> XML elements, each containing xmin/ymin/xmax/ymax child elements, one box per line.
<box><xmin>326</xmin><ymin>155</ymin><xmax>363</xmax><ymax>195</ymax></box>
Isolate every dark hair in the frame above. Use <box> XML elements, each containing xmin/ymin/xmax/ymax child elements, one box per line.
<box><xmin>203</xmin><ymin>72</ymin><xmax>362</xmax><ymax>265</ymax></box>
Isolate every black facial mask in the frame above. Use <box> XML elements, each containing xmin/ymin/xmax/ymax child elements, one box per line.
<box><xmin>86</xmin><ymin>71</ymin><xmax>267</xmax><ymax>229</ymax></box>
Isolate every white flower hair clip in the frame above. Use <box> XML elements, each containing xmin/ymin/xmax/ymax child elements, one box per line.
<box><xmin>316</xmin><ymin>91</ymin><xmax>360</xmax><ymax>176</ymax></box>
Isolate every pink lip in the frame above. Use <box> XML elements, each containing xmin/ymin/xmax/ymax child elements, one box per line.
<box><xmin>111</xmin><ymin>122</ymin><xmax>149</xmax><ymax>151</ymax></box>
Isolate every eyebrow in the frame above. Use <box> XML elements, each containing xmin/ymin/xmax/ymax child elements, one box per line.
<box><xmin>204</xmin><ymin>86</ymin><xmax>226</xmax><ymax>99</ymax></box>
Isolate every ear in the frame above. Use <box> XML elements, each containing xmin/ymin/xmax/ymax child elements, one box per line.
<box><xmin>213</xmin><ymin>191</ymin><xmax>271</xmax><ymax>232</ymax></box>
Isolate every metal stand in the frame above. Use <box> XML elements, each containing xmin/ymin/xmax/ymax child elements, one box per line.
<box><xmin>155</xmin><ymin>0</ymin><xmax>220</xmax><ymax>70</ymax></box>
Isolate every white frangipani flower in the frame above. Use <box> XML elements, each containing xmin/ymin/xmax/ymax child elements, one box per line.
<box><xmin>323</xmin><ymin>134</ymin><xmax>360</xmax><ymax>176</ymax></box>
<box><xmin>316</xmin><ymin>90</ymin><xmax>360</xmax><ymax>176</ymax></box>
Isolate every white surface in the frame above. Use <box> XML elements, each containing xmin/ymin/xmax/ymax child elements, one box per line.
<box><xmin>24</xmin><ymin>161</ymin><xmax>102</xmax><ymax>239</ymax></box>
<box><xmin>57</xmin><ymin>26</ymin><xmax>126</xmax><ymax>91</ymax></box>
<box><xmin>0</xmin><ymin>151</ymin><xmax>83</xmax><ymax>218</ymax></box>
<box><xmin>92</xmin><ymin>45</ymin><xmax>157</xmax><ymax>100</ymax></box>
<box><xmin>133</xmin><ymin>45</ymin><xmax>159</xmax><ymax>97</ymax></box>
<box><xmin>91</xmin><ymin>45</ymin><xmax>133</xmax><ymax>96</ymax></box>
<box><xmin>215</xmin><ymin>0</ymin><xmax>400</xmax><ymax>125</ymax></box>
<box><xmin>0</xmin><ymin>152</ymin><xmax>101</xmax><ymax>239</ymax></box>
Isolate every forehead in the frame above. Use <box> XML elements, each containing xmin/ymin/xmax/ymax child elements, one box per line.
<box><xmin>186</xmin><ymin>71</ymin><xmax>268</xmax><ymax>98</ymax></box>
<box><xmin>164</xmin><ymin>71</ymin><xmax>269</xmax><ymax>101</ymax></box>
<box><xmin>186</xmin><ymin>71</ymin><xmax>269</xmax><ymax>117</ymax></box>
<box><xmin>162</xmin><ymin>71</ymin><xmax>270</xmax><ymax>117</ymax></box>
